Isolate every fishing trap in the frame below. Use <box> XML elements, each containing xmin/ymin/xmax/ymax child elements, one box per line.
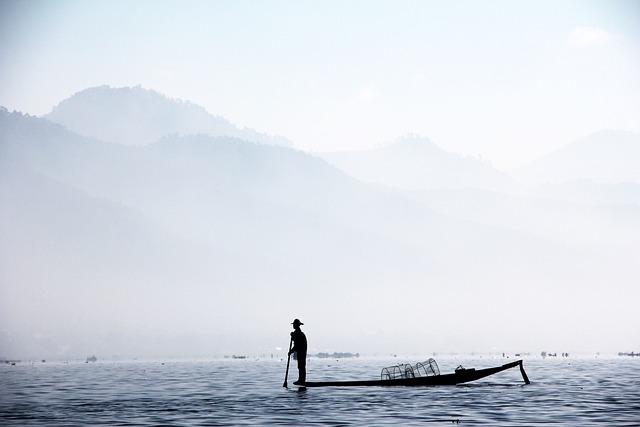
<box><xmin>381</xmin><ymin>358</ymin><xmax>440</xmax><ymax>380</ymax></box>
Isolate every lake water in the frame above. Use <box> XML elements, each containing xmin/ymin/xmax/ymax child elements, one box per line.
<box><xmin>1</xmin><ymin>356</ymin><xmax>638</xmax><ymax>425</ymax></box>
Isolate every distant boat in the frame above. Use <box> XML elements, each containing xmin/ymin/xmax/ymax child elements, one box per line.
<box><xmin>86</xmin><ymin>355</ymin><xmax>97</xmax><ymax>363</ymax></box>
<box><xmin>303</xmin><ymin>359</ymin><xmax>530</xmax><ymax>387</ymax></box>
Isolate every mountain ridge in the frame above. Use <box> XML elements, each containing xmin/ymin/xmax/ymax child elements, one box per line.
<box><xmin>2</xmin><ymin>98</ymin><xmax>638</xmax><ymax>356</ymax></box>
<box><xmin>320</xmin><ymin>134</ymin><xmax>514</xmax><ymax>191</ymax></box>
<box><xmin>45</xmin><ymin>85</ymin><xmax>292</xmax><ymax>147</ymax></box>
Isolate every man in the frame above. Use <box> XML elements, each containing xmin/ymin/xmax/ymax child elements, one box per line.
<box><xmin>289</xmin><ymin>318</ymin><xmax>307</xmax><ymax>385</ymax></box>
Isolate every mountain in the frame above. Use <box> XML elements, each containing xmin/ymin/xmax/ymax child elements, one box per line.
<box><xmin>320</xmin><ymin>134</ymin><xmax>514</xmax><ymax>191</ymax></box>
<box><xmin>4</xmin><ymin>106</ymin><xmax>617</xmax><ymax>356</ymax></box>
<box><xmin>1</xmin><ymin>108</ymin><xmax>557</xmax><ymax>274</ymax></box>
<box><xmin>516</xmin><ymin>130</ymin><xmax>640</xmax><ymax>184</ymax></box>
<box><xmin>0</xmin><ymin>141</ymin><xmax>208</xmax><ymax>357</ymax></box>
<box><xmin>45</xmin><ymin>85</ymin><xmax>292</xmax><ymax>147</ymax></box>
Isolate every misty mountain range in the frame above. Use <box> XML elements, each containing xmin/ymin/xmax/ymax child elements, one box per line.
<box><xmin>320</xmin><ymin>134</ymin><xmax>515</xmax><ymax>192</ymax></box>
<box><xmin>1</xmin><ymin>86</ymin><xmax>638</xmax><ymax>358</ymax></box>
<box><xmin>47</xmin><ymin>85</ymin><xmax>292</xmax><ymax>147</ymax></box>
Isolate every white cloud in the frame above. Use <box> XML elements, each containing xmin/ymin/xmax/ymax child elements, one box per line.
<box><xmin>567</xmin><ymin>26</ymin><xmax>614</xmax><ymax>48</ymax></box>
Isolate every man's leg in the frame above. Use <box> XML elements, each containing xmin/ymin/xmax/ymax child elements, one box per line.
<box><xmin>298</xmin><ymin>356</ymin><xmax>306</xmax><ymax>383</ymax></box>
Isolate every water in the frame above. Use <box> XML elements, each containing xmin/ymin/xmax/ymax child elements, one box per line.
<box><xmin>1</xmin><ymin>357</ymin><xmax>639</xmax><ymax>425</ymax></box>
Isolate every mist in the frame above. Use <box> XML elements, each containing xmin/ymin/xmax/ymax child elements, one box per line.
<box><xmin>1</xmin><ymin>88</ymin><xmax>638</xmax><ymax>360</ymax></box>
<box><xmin>1</xmin><ymin>1</ymin><xmax>639</xmax><ymax>361</ymax></box>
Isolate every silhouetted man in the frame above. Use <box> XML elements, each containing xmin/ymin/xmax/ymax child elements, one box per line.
<box><xmin>289</xmin><ymin>318</ymin><xmax>307</xmax><ymax>385</ymax></box>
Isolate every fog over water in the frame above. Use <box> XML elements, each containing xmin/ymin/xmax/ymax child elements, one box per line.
<box><xmin>1</xmin><ymin>87</ymin><xmax>638</xmax><ymax>360</ymax></box>
<box><xmin>1</xmin><ymin>1</ymin><xmax>639</xmax><ymax>361</ymax></box>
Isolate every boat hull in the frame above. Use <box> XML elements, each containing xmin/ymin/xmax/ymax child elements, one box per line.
<box><xmin>304</xmin><ymin>360</ymin><xmax>529</xmax><ymax>387</ymax></box>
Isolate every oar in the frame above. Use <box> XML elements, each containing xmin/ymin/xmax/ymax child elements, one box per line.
<box><xmin>519</xmin><ymin>360</ymin><xmax>531</xmax><ymax>384</ymax></box>
<box><xmin>283</xmin><ymin>337</ymin><xmax>293</xmax><ymax>388</ymax></box>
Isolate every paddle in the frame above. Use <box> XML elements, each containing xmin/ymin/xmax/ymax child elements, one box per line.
<box><xmin>519</xmin><ymin>360</ymin><xmax>531</xmax><ymax>384</ymax></box>
<box><xmin>283</xmin><ymin>337</ymin><xmax>293</xmax><ymax>388</ymax></box>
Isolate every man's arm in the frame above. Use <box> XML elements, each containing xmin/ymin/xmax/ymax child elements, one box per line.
<box><xmin>289</xmin><ymin>331</ymin><xmax>297</xmax><ymax>355</ymax></box>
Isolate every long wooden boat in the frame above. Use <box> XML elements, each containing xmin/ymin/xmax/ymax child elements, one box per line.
<box><xmin>303</xmin><ymin>359</ymin><xmax>530</xmax><ymax>387</ymax></box>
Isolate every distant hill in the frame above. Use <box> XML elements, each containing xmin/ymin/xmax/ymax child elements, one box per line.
<box><xmin>320</xmin><ymin>134</ymin><xmax>514</xmax><ymax>191</ymax></box>
<box><xmin>3</xmin><ymin>107</ymin><xmax>636</xmax><ymax>356</ymax></box>
<box><xmin>0</xmin><ymin>108</ymin><xmax>425</xmax><ymax>355</ymax></box>
<box><xmin>0</xmin><ymin>107</ymin><xmax>568</xmax><ymax>284</ymax></box>
<box><xmin>516</xmin><ymin>130</ymin><xmax>640</xmax><ymax>184</ymax></box>
<box><xmin>45</xmin><ymin>85</ymin><xmax>292</xmax><ymax>147</ymax></box>
<box><xmin>1</xmin><ymin>107</ymin><xmax>440</xmax><ymax>281</ymax></box>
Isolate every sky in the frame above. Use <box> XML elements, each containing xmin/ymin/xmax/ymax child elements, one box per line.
<box><xmin>1</xmin><ymin>0</ymin><xmax>639</xmax><ymax>169</ymax></box>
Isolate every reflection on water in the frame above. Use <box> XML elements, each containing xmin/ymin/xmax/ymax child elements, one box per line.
<box><xmin>1</xmin><ymin>357</ymin><xmax>638</xmax><ymax>425</ymax></box>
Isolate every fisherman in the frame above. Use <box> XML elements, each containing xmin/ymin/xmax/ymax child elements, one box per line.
<box><xmin>289</xmin><ymin>318</ymin><xmax>307</xmax><ymax>385</ymax></box>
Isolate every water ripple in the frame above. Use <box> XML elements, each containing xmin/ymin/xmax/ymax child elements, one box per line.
<box><xmin>1</xmin><ymin>358</ymin><xmax>639</xmax><ymax>425</ymax></box>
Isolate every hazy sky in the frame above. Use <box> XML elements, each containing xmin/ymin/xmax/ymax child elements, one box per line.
<box><xmin>1</xmin><ymin>0</ymin><xmax>639</xmax><ymax>168</ymax></box>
